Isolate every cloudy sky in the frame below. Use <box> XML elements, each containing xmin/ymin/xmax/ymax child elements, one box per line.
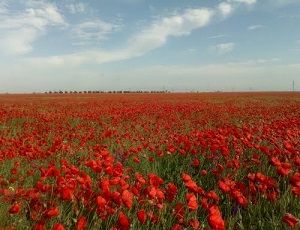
<box><xmin>0</xmin><ymin>0</ymin><xmax>300</xmax><ymax>93</ymax></box>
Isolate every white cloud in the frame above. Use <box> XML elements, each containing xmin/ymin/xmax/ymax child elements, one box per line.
<box><xmin>212</xmin><ymin>42</ymin><xmax>235</xmax><ymax>54</ymax></box>
<box><xmin>1</xmin><ymin>28</ymin><xmax>39</xmax><ymax>54</ymax></box>
<box><xmin>25</xmin><ymin>7</ymin><xmax>215</xmax><ymax>65</ymax></box>
<box><xmin>217</xmin><ymin>0</ymin><xmax>257</xmax><ymax>19</ymax></box>
<box><xmin>128</xmin><ymin>8</ymin><xmax>214</xmax><ymax>55</ymax></box>
<box><xmin>0</xmin><ymin>0</ymin><xmax>254</xmax><ymax>65</ymax></box>
<box><xmin>0</xmin><ymin>2</ymin><xmax>66</xmax><ymax>55</ymax></box>
<box><xmin>21</xmin><ymin>0</ymin><xmax>258</xmax><ymax>66</ymax></box>
<box><xmin>27</xmin><ymin>5</ymin><xmax>66</xmax><ymax>26</ymax></box>
<box><xmin>218</xmin><ymin>2</ymin><xmax>234</xmax><ymax>17</ymax></box>
<box><xmin>66</xmin><ymin>3</ymin><xmax>85</xmax><ymax>14</ymax></box>
<box><xmin>248</xmin><ymin>24</ymin><xmax>263</xmax><ymax>30</ymax></box>
<box><xmin>25</xmin><ymin>50</ymin><xmax>132</xmax><ymax>68</ymax></box>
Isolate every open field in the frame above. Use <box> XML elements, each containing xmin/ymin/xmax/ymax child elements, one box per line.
<box><xmin>0</xmin><ymin>92</ymin><xmax>300</xmax><ymax>230</ymax></box>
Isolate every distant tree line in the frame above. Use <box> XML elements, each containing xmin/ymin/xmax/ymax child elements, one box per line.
<box><xmin>45</xmin><ymin>90</ymin><xmax>171</xmax><ymax>94</ymax></box>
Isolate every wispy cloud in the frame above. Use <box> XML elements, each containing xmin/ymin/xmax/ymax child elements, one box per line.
<box><xmin>185</xmin><ymin>48</ymin><xmax>197</xmax><ymax>54</ymax></box>
<box><xmin>248</xmin><ymin>24</ymin><xmax>263</xmax><ymax>30</ymax></box>
<box><xmin>72</xmin><ymin>20</ymin><xmax>121</xmax><ymax>41</ymax></box>
<box><xmin>128</xmin><ymin>8</ymin><xmax>214</xmax><ymax>56</ymax></box>
<box><xmin>212</xmin><ymin>42</ymin><xmax>235</xmax><ymax>54</ymax></box>
<box><xmin>253</xmin><ymin>58</ymin><xmax>281</xmax><ymax>64</ymax></box>
<box><xmin>229</xmin><ymin>0</ymin><xmax>257</xmax><ymax>5</ymax></box>
<box><xmin>26</xmin><ymin>7</ymin><xmax>215</xmax><ymax>66</ymax></box>
<box><xmin>0</xmin><ymin>2</ymin><xmax>66</xmax><ymax>55</ymax></box>
<box><xmin>66</xmin><ymin>3</ymin><xmax>85</xmax><ymax>14</ymax></box>
<box><xmin>209</xmin><ymin>34</ymin><xmax>228</xmax><ymax>39</ymax></box>
<box><xmin>0</xmin><ymin>0</ymin><xmax>7</xmax><ymax>14</ymax></box>
<box><xmin>132</xmin><ymin>8</ymin><xmax>214</xmax><ymax>53</ymax></box>
<box><xmin>1</xmin><ymin>0</ymin><xmax>256</xmax><ymax>65</ymax></box>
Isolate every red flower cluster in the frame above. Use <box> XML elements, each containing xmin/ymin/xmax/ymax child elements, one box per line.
<box><xmin>0</xmin><ymin>92</ymin><xmax>299</xmax><ymax>229</ymax></box>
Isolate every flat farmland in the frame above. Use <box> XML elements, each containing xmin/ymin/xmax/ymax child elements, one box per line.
<box><xmin>0</xmin><ymin>92</ymin><xmax>300</xmax><ymax>230</ymax></box>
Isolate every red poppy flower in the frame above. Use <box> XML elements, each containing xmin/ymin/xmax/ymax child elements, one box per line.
<box><xmin>185</xmin><ymin>180</ymin><xmax>198</xmax><ymax>193</ymax></box>
<box><xmin>52</xmin><ymin>223</ymin><xmax>65</xmax><ymax>230</ymax></box>
<box><xmin>200</xmin><ymin>198</ymin><xmax>209</xmax><ymax>211</ymax></box>
<box><xmin>119</xmin><ymin>179</ymin><xmax>129</xmax><ymax>190</ymax></box>
<box><xmin>218</xmin><ymin>180</ymin><xmax>231</xmax><ymax>193</ymax></box>
<box><xmin>117</xmin><ymin>212</ymin><xmax>130</xmax><ymax>230</ymax></box>
<box><xmin>188</xmin><ymin>218</ymin><xmax>200</xmax><ymax>230</ymax></box>
<box><xmin>290</xmin><ymin>173</ymin><xmax>300</xmax><ymax>187</ymax></box>
<box><xmin>77</xmin><ymin>215</ymin><xmax>87</xmax><ymax>230</ymax></box>
<box><xmin>121</xmin><ymin>189</ymin><xmax>134</xmax><ymax>209</ymax></box>
<box><xmin>8</xmin><ymin>203</ymin><xmax>21</xmax><ymax>214</ymax></box>
<box><xmin>148</xmin><ymin>211</ymin><xmax>159</xmax><ymax>223</ymax></box>
<box><xmin>201</xmin><ymin>170</ymin><xmax>207</xmax><ymax>176</ymax></box>
<box><xmin>137</xmin><ymin>209</ymin><xmax>147</xmax><ymax>223</ymax></box>
<box><xmin>14</xmin><ymin>161</ymin><xmax>20</xmax><ymax>167</ymax></box>
<box><xmin>282</xmin><ymin>213</ymin><xmax>299</xmax><ymax>228</ymax></box>
<box><xmin>109</xmin><ymin>177</ymin><xmax>120</xmax><ymax>185</ymax></box>
<box><xmin>61</xmin><ymin>187</ymin><xmax>73</xmax><ymax>200</ymax></box>
<box><xmin>266</xmin><ymin>190</ymin><xmax>278</xmax><ymax>202</ymax></box>
<box><xmin>43</xmin><ymin>207</ymin><xmax>60</xmax><ymax>218</ymax></box>
<box><xmin>174</xmin><ymin>202</ymin><xmax>185</xmax><ymax>219</ymax></box>
<box><xmin>171</xmin><ymin>224</ymin><xmax>182</xmax><ymax>230</ymax></box>
<box><xmin>157</xmin><ymin>150</ymin><xmax>164</xmax><ymax>157</ymax></box>
<box><xmin>96</xmin><ymin>196</ymin><xmax>107</xmax><ymax>207</ymax></box>
<box><xmin>34</xmin><ymin>221</ymin><xmax>46</xmax><ymax>230</ymax></box>
<box><xmin>166</xmin><ymin>182</ymin><xmax>178</xmax><ymax>201</ymax></box>
<box><xmin>283</xmin><ymin>142</ymin><xmax>295</xmax><ymax>153</ymax></box>
<box><xmin>47</xmin><ymin>166</ymin><xmax>60</xmax><ymax>177</ymax></box>
<box><xmin>205</xmin><ymin>190</ymin><xmax>219</xmax><ymax>201</ymax></box>
<box><xmin>186</xmin><ymin>193</ymin><xmax>198</xmax><ymax>211</ymax></box>
<box><xmin>291</xmin><ymin>186</ymin><xmax>300</xmax><ymax>196</ymax></box>
<box><xmin>207</xmin><ymin>205</ymin><xmax>225</xmax><ymax>230</ymax></box>
<box><xmin>10</xmin><ymin>167</ymin><xmax>18</xmax><ymax>175</ymax></box>
<box><xmin>148</xmin><ymin>173</ymin><xmax>164</xmax><ymax>188</ymax></box>
<box><xmin>135</xmin><ymin>173</ymin><xmax>146</xmax><ymax>184</ymax></box>
<box><xmin>269</xmin><ymin>157</ymin><xmax>281</xmax><ymax>166</ymax></box>
<box><xmin>247</xmin><ymin>173</ymin><xmax>256</xmax><ymax>181</ymax></box>
<box><xmin>277</xmin><ymin>166</ymin><xmax>292</xmax><ymax>177</ymax></box>
<box><xmin>193</xmin><ymin>159</ymin><xmax>200</xmax><ymax>167</ymax></box>
<box><xmin>156</xmin><ymin>189</ymin><xmax>165</xmax><ymax>200</ymax></box>
<box><xmin>294</xmin><ymin>157</ymin><xmax>300</xmax><ymax>166</ymax></box>
<box><xmin>182</xmin><ymin>173</ymin><xmax>192</xmax><ymax>182</ymax></box>
<box><xmin>149</xmin><ymin>157</ymin><xmax>154</xmax><ymax>162</ymax></box>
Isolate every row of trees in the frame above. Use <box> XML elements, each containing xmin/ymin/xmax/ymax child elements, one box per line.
<box><xmin>45</xmin><ymin>90</ymin><xmax>171</xmax><ymax>94</ymax></box>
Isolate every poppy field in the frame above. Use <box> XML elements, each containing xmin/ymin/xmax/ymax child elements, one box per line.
<box><xmin>0</xmin><ymin>92</ymin><xmax>300</xmax><ymax>230</ymax></box>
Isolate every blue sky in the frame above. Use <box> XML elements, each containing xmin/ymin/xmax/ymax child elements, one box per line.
<box><xmin>0</xmin><ymin>0</ymin><xmax>300</xmax><ymax>93</ymax></box>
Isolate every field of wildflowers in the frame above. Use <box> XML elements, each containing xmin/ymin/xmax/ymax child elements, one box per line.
<box><xmin>0</xmin><ymin>92</ymin><xmax>299</xmax><ymax>229</ymax></box>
